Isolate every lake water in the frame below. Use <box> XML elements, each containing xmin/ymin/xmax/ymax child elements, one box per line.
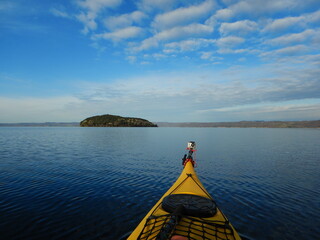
<box><xmin>0</xmin><ymin>127</ymin><xmax>319</xmax><ymax>240</ymax></box>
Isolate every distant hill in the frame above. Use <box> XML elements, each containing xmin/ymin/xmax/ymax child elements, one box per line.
<box><xmin>80</xmin><ymin>114</ymin><xmax>157</xmax><ymax>127</ymax></box>
<box><xmin>156</xmin><ymin>120</ymin><xmax>320</xmax><ymax>128</ymax></box>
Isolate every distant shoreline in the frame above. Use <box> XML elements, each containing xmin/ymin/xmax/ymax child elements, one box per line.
<box><xmin>157</xmin><ymin>120</ymin><xmax>320</xmax><ymax>128</ymax></box>
<box><xmin>0</xmin><ymin>120</ymin><xmax>319</xmax><ymax>128</ymax></box>
<box><xmin>0</xmin><ymin>122</ymin><xmax>80</xmax><ymax>127</ymax></box>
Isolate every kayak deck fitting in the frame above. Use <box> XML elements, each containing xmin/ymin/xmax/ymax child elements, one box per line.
<box><xmin>128</xmin><ymin>142</ymin><xmax>241</xmax><ymax>240</ymax></box>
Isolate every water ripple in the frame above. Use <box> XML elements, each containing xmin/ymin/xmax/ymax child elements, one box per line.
<box><xmin>0</xmin><ymin>127</ymin><xmax>319</xmax><ymax>240</ymax></box>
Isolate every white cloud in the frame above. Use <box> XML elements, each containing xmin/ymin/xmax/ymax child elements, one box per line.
<box><xmin>133</xmin><ymin>37</ymin><xmax>159</xmax><ymax>51</ymax></box>
<box><xmin>164</xmin><ymin>39</ymin><xmax>215</xmax><ymax>53</ymax></box>
<box><xmin>77</xmin><ymin>0</ymin><xmax>121</xmax><ymax>12</ymax></box>
<box><xmin>306</xmin><ymin>9</ymin><xmax>320</xmax><ymax>23</ymax></box>
<box><xmin>133</xmin><ymin>23</ymin><xmax>213</xmax><ymax>51</ymax></box>
<box><xmin>104</xmin><ymin>11</ymin><xmax>147</xmax><ymax>30</ymax></box>
<box><xmin>137</xmin><ymin>0</ymin><xmax>178</xmax><ymax>12</ymax></box>
<box><xmin>217</xmin><ymin>48</ymin><xmax>249</xmax><ymax>54</ymax></box>
<box><xmin>231</xmin><ymin>0</ymin><xmax>296</xmax><ymax>16</ymax></box>
<box><xmin>201</xmin><ymin>51</ymin><xmax>213</xmax><ymax>60</ymax></box>
<box><xmin>263</xmin><ymin>10</ymin><xmax>320</xmax><ymax>34</ymax></box>
<box><xmin>50</xmin><ymin>8</ymin><xmax>71</xmax><ymax>19</ymax></box>
<box><xmin>93</xmin><ymin>26</ymin><xmax>144</xmax><ymax>41</ymax></box>
<box><xmin>198</xmin><ymin>101</ymin><xmax>320</xmax><ymax>121</ymax></box>
<box><xmin>263</xmin><ymin>16</ymin><xmax>305</xmax><ymax>33</ymax></box>
<box><xmin>216</xmin><ymin>36</ymin><xmax>245</xmax><ymax>48</ymax></box>
<box><xmin>215</xmin><ymin>36</ymin><xmax>249</xmax><ymax>54</ymax></box>
<box><xmin>250</xmin><ymin>104</ymin><xmax>320</xmax><ymax>114</ymax></box>
<box><xmin>266</xmin><ymin>29</ymin><xmax>318</xmax><ymax>46</ymax></box>
<box><xmin>200</xmin><ymin>52</ymin><xmax>223</xmax><ymax>62</ymax></box>
<box><xmin>152</xmin><ymin>0</ymin><xmax>215</xmax><ymax>30</ymax></box>
<box><xmin>219</xmin><ymin>20</ymin><xmax>258</xmax><ymax>36</ymax></box>
<box><xmin>157</xmin><ymin>24</ymin><xmax>213</xmax><ymax>41</ymax></box>
<box><xmin>261</xmin><ymin>44</ymin><xmax>311</xmax><ymax>58</ymax></box>
<box><xmin>75</xmin><ymin>0</ymin><xmax>122</xmax><ymax>34</ymax></box>
<box><xmin>209</xmin><ymin>0</ymin><xmax>320</xmax><ymax>24</ymax></box>
<box><xmin>90</xmin><ymin>41</ymin><xmax>107</xmax><ymax>52</ymax></box>
<box><xmin>211</xmin><ymin>8</ymin><xmax>233</xmax><ymax>21</ymax></box>
<box><xmin>76</xmin><ymin>11</ymin><xmax>98</xmax><ymax>34</ymax></box>
<box><xmin>274</xmin><ymin>45</ymin><xmax>310</xmax><ymax>55</ymax></box>
<box><xmin>150</xmin><ymin>53</ymin><xmax>166</xmax><ymax>60</ymax></box>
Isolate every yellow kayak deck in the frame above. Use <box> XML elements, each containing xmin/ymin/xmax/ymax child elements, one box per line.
<box><xmin>128</xmin><ymin>160</ymin><xmax>241</xmax><ymax>240</ymax></box>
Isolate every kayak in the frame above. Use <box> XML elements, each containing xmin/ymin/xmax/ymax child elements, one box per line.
<box><xmin>127</xmin><ymin>142</ymin><xmax>241</xmax><ymax>240</ymax></box>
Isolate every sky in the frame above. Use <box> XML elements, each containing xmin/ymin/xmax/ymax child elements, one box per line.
<box><xmin>1</xmin><ymin>0</ymin><xmax>320</xmax><ymax>123</ymax></box>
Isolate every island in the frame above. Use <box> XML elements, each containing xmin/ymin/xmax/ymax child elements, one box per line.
<box><xmin>80</xmin><ymin>114</ymin><xmax>157</xmax><ymax>127</ymax></box>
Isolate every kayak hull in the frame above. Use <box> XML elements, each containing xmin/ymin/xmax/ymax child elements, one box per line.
<box><xmin>128</xmin><ymin>160</ymin><xmax>241</xmax><ymax>240</ymax></box>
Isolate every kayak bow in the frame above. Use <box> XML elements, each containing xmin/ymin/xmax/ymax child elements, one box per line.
<box><xmin>128</xmin><ymin>142</ymin><xmax>241</xmax><ymax>240</ymax></box>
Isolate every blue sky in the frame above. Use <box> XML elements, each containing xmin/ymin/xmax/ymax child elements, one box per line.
<box><xmin>1</xmin><ymin>0</ymin><xmax>320</xmax><ymax>123</ymax></box>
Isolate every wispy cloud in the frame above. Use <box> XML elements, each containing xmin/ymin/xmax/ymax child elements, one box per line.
<box><xmin>164</xmin><ymin>38</ymin><xmax>215</xmax><ymax>53</ymax></box>
<box><xmin>152</xmin><ymin>0</ymin><xmax>215</xmax><ymax>30</ymax></box>
<box><xmin>263</xmin><ymin>10</ymin><xmax>320</xmax><ymax>34</ymax></box>
<box><xmin>104</xmin><ymin>11</ymin><xmax>147</xmax><ymax>30</ymax></box>
<box><xmin>155</xmin><ymin>23</ymin><xmax>213</xmax><ymax>41</ymax></box>
<box><xmin>50</xmin><ymin>7</ymin><xmax>71</xmax><ymax>19</ymax></box>
<box><xmin>71</xmin><ymin>54</ymin><xmax>320</xmax><ymax>120</ymax></box>
<box><xmin>265</xmin><ymin>29</ymin><xmax>319</xmax><ymax>46</ymax></box>
<box><xmin>216</xmin><ymin>36</ymin><xmax>245</xmax><ymax>48</ymax></box>
<box><xmin>200</xmin><ymin>52</ymin><xmax>222</xmax><ymax>62</ymax></box>
<box><xmin>261</xmin><ymin>44</ymin><xmax>312</xmax><ymax>58</ymax></box>
<box><xmin>77</xmin><ymin>0</ymin><xmax>121</xmax><ymax>12</ymax></box>
<box><xmin>133</xmin><ymin>23</ymin><xmax>213</xmax><ymax>51</ymax></box>
<box><xmin>75</xmin><ymin>0</ymin><xmax>122</xmax><ymax>34</ymax></box>
<box><xmin>263</xmin><ymin>16</ymin><xmax>305</xmax><ymax>33</ymax></box>
<box><xmin>219</xmin><ymin>20</ymin><xmax>258</xmax><ymax>36</ymax></box>
<box><xmin>212</xmin><ymin>0</ymin><xmax>316</xmax><ymax>20</ymax></box>
<box><xmin>93</xmin><ymin>26</ymin><xmax>145</xmax><ymax>41</ymax></box>
<box><xmin>137</xmin><ymin>0</ymin><xmax>171</xmax><ymax>11</ymax></box>
<box><xmin>197</xmin><ymin>101</ymin><xmax>320</xmax><ymax>121</ymax></box>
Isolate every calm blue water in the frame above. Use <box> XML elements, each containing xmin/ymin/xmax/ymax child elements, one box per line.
<box><xmin>0</xmin><ymin>127</ymin><xmax>319</xmax><ymax>240</ymax></box>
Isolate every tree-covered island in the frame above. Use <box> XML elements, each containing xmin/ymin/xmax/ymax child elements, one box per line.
<box><xmin>80</xmin><ymin>114</ymin><xmax>157</xmax><ymax>127</ymax></box>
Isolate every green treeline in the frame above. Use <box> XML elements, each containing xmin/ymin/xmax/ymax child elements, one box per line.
<box><xmin>80</xmin><ymin>114</ymin><xmax>157</xmax><ymax>127</ymax></box>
